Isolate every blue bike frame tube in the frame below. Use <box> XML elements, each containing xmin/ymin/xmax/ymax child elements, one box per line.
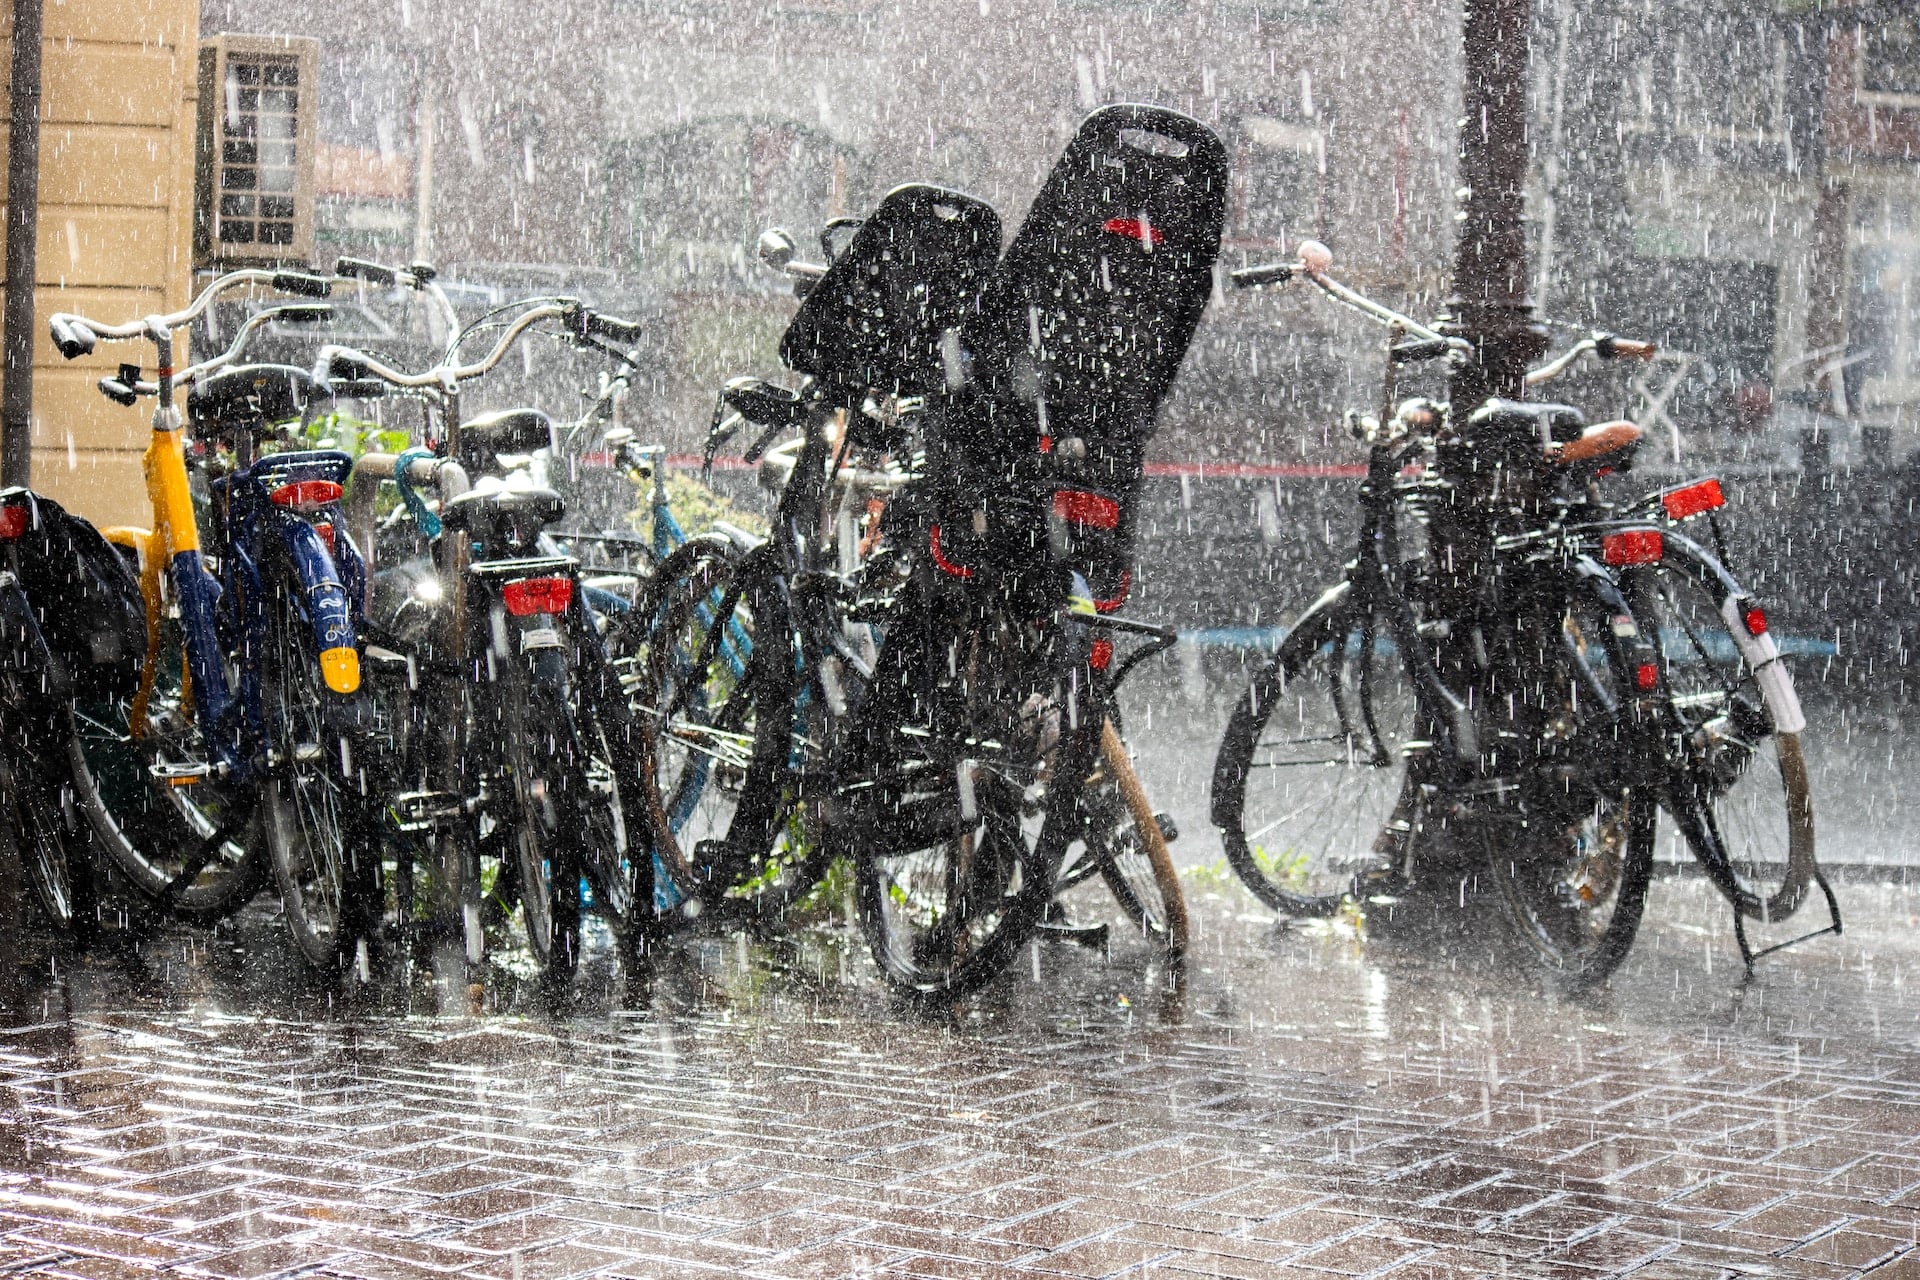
<box><xmin>169</xmin><ymin>549</ymin><xmax>236</xmax><ymax>764</ymax></box>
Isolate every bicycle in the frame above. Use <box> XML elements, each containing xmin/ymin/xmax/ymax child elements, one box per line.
<box><xmin>1208</xmin><ymin>243</ymin><xmax>1835</xmax><ymax>984</ymax></box>
<box><xmin>641</xmin><ymin>107</ymin><xmax>1223</xmax><ymax>992</ymax></box>
<box><xmin>324</xmin><ymin>287</ymin><xmax>655</xmax><ymax>988</ymax></box>
<box><xmin>49</xmin><ymin>272</ymin><xmax>388</xmax><ymax>976</ymax></box>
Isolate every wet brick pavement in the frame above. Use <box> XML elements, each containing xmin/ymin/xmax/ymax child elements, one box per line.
<box><xmin>3</xmin><ymin>874</ymin><xmax>1920</xmax><ymax>1280</ymax></box>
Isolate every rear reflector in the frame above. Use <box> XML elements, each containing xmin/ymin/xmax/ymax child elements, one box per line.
<box><xmin>1052</xmin><ymin>489</ymin><xmax>1121</xmax><ymax>530</ymax></box>
<box><xmin>0</xmin><ymin>505</ymin><xmax>28</xmax><ymax>540</ymax></box>
<box><xmin>1090</xmin><ymin>637</ymin><xmax>1114</xmax><ymax>671</ymax></box>
<box><xmin>270</xmin><ymin>479</ymin><xmax>344</xmax><ymax>509</ymax></box>
<box><xmin>1661</xmin><ymin>478</ymin><xmax>1725</xmax><ymax>520</ymax></box>
<box><xmin>501</xmin><ymin>576</ymin><xmax>573</xmax><ymax>617</ymax></box>
<box><xmin>312</xmin><ymin>521</ymin><xmax>336</xmax><ymax>555</ymax></box>
<box><xmin>1635</xmin><ymin>663</ymin><xmax>1659</xmax><ymax>691</ymax></box>
<box><xmin>1602</xmin><ymin>529</ymin><xmax>1663</xmax><ymax>566</ymax></box>
<box><xmin>1743</xmin><ymin>606</ymin><xmax>1768</xmax><ymax>636</ymax></box>
<box><xmin>1101</xmin><ymin>216</ymin><xmax>1164</xmax><ymax>247</ymax></box>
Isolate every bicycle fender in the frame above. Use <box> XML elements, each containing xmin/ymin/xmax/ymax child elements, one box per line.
<box><xmin>1718</xmin><ymin>594</ymin><xmax>1805</xmax><ymax>735</ymax></box>
<box><xmin>0</xmin><ymin>571</ymin><xmax>71</xmax><ymax>705</ymax></box>
<box><xmin>277</xmin><ymin>517</ymin><xmax>360</xmax><ymax>694</ymax></box>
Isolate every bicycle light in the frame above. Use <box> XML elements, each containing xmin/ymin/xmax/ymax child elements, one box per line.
<box><xmin>1601</xmin><ymin>529</ymin><xmax>1663</xmax><ymax>565</ymax></box>
<box><xmin>501</xmin><ymin>576</ymin><xmax>573</xmax><ymax>617</ymax></box>
<box><xmin>1661</xmin><ymin>478</ymin><xmax>1725</xmax><ymax>520</ymax></box>
<box><xmin>269</xmin><ymin>480</ymin><xmax>345</xmax><ymax>511</ymax></box>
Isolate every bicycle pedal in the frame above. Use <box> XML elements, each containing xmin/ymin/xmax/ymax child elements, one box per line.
<box><xmin>390</xmin><ymin>790</ymin><xmax>461</xmax><ymax>830</ymax></box>
<box><xmin>149</xmin><ymin>761</ymin><xmax>214</xmax><ymax>785</ymax></box>
<box><xmin>1035</xmin><ymin>920</ymin><xmax>1110</xmax><ymax>951</ymax></box>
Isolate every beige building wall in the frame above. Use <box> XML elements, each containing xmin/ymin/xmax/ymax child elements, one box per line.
<box><xmin>2</xmin><ymin>0</ymin><xmax>200</xmax><ymax>523</ymax></box>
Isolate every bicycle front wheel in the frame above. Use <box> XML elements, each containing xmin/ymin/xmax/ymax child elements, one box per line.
<box><xmin>1209</xmin><ymin>582</ymin><xmax>1423</xmax><ymax>915</ymax></box>
<box><xmin>1624</xmin><ymin>540</ymin><xmax>1815</xmax><ymax>922</ymax></box>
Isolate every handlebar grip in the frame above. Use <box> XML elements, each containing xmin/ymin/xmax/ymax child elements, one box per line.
<box><xmin>334</xmin><ymin>257</ymin><xmax>398</xmax><ymax>286</ymax></box>
<box><xmin>324</xmin><ymin>351</ymin><xmax>375</xmax><ymax>383</ymax></box>
<box><xmin>328</xmin><ymin>378</ymin><xmax>390</xmax><ymax>401</ymax></box>
<box><xmin>1230</xmin><ymin>263</ymin><xmax>1295</xmax><ymax>288</ymax></box>
<box><xmin>272</xmin><ymin>271</ymin><xmax>333</xmax><ymax>299</ymax></box>
<box><xmin>1390</xmin><ymin>338</ymin><xmax>1454</xmax><ymax>365</ymax></box>
<box><xmin>582</xmin><ymin>311</ymin><xmax>644</xmax><ymax>345</ymax></box>
<box><xmin>49</xmin><ymin>316</ymin><xmax>97</xmax><ymax>360</ymax></box>
<box><xmin>1601</xmin><ymin>337</ymin><xmax>1657</xmax><ymax>360</ymax></box>
<box><xmin>97</xmin><ymin>377</ymin><xmax>139</xmax><ymax>407</ymax></box>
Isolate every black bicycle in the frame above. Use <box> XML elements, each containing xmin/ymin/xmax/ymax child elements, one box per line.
<box><xmin>1209</xmin><ymin>244</ymin><xmax>1834</xmax><ymax>985</ymax></box>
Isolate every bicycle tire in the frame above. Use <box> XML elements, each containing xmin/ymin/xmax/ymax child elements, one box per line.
<box><xmin>1209</xmin><ymin>582</ymin><xmax>1422</xmax><ymax>916</ymax></box>
<box><xmin>499</xmin><ymin>655</ymin><xmax>586</xmax><ymax>986</ymax></box>
<box><xmin>1478</xmin><ymin>569</ymin><xmax>1655</xmax><ymax>986</ymax></box>
<box><xmin>629</xmin><ymin>536</ymin><xmax>829</xmax><ymax>919</ymax></box>
<box><xmin>848</xmin><ymin>581</ymin><xmax>1098</xmax><ymax>995</ymax></box>
<box><xmin>12</xmin><ymin>751</ymin><xmax>100</xmax><ymax>940</ymax></box>
<box><xmin>259</xmin><ymin>568</ymin><xmax>382</xmax><ymax>977</ymax></box>
<box><xmin>67</xmin><ymin>620</ymin><xmax>266</xmax><ymax>925</ymax></box>
<box><xmin>1621</xmin><ymin>539</ymin><xmax>1815</xmax><ymax>923</ymax></box>
<box><xmin>1091</xmin><ymin>719</ymin><xmax>1188</xmax><ymax>955</ymax></box>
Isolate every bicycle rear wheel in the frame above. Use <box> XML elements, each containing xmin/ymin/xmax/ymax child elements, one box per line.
<box><xmin>499</xmin><ymin>662</ymin><xmax>588</xmax><ymax>986</ymax></box>
<box><xmin>1625</xmin><ymin>545</ymin><xmax>1815</xmax><ymax>922</ymax></box>
<box><xmin>1209</xmin><ymin>583</ymin><xmax>1423</xmax><ymax>915</ymax></box>
<box><xmin>629</xmin><ymin>537</ymin><xmax>826</xmax><ymax>919</ymax></box>
<box><xmin>1479</xmin><ymin>574</ymin><xmax>1654</xmax><ymax>985</ymax></box>
<box><xmin>848</xmin><ymin>585</ymin><xmax>1097</xmax><ymax>995</ymax></box>
<box><xmin>69</xmin><ymin>620</ymin><xmax>265</xmax><ymax>925</ymax></box>
<box><xmin>260</xmin><ymin>573</ymin><xmax>381</xmax><ymax>977</ymax></box>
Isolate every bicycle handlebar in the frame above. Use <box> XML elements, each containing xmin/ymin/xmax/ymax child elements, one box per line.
<box><xmin>314</xmin><ymin>299</ymin><xmax>574</xmax><ymax>394</ymax></box>
<box><xmin>1525</xmin><ymin>332</ymin><xmax>1658</xmax><ymax>386</ymax></box>
<box><xmin>48</xmin><ymin>267</ymin><xmax>335</xmax><ymax>360</ymax></box>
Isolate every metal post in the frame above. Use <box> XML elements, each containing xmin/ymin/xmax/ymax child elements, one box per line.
<box><xmin>2</xmin><ymin>0</ymin><xmax>44</xmax><ymax>489</ymax></box>
<box><xmin>1444</xmin><ymin>0</ymin><xmax>1549</xmax><ymax>413</ymax></box>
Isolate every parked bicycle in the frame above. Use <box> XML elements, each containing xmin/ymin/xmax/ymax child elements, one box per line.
<box><xmin>325</xmin><ymin>286</ymin><xmax>655</xmax><ymax>988</ymax></box>
<box><xmin>1208</xmin><ymin>243</ymin><xmax>1836</xmax><ymax>985</ymax></box>
<box><xmin>48</xmin><ymin>271</ymin><xmax>388</xmax><ymax>976</ymax></box>
<box><xmin>636</xmin><ymin>107</ymin><xmax>1222</xmax><ymax>992</ymax></box>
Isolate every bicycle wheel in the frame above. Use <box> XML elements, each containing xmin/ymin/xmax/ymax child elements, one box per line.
<box><xmin>259</xmin><ymin>570</ymin><xmax>381</xmax><ymax>976</ymax></box>
<box><xmin>1479</xmin><ymin>573</ymin><xmax>1654</xmax><ymax>985</ymax></box>
<box><xmin>1209</xmin><ymin>583</ymin><xmax>1424</xmax><ymax>915</ymax></box>
<box><xmin>849</xmin><ymin>584</ymin><xmax>1098</xmax><ymax>995</ymax></box>
<box><xmin>499</xmin><ymin>659</ymin><xmax>586</xmax><ymax>985</ymax></box>
<box><xmin>1625</xmin><ymin>543</ymin><xmax>1815</xmax><ymax>922</ymax></box>
<box><xmin>8</xmin><ymin>745</ymin><xmax>99</xmax><ymax>938</ymax></box>
<box><xmin>68</xmin><ymin>620</ymin><xmax>266</xmax><ymax>925</ymax></box>
<box><xmin>629</xmin><ymin>537</ymin><xmax>827</xmax><ymax>918</ymax></box>
<box><xmin>1087</xmin><ymin>719</ymin><xmax>1187</xmax><ymax>954</ymax></box>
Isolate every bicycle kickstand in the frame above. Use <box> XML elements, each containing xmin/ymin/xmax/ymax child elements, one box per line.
<box><xmin>1730</xmin><ymin>866</ymin><xmax>1844</xmax><ymax>976</ymax></box>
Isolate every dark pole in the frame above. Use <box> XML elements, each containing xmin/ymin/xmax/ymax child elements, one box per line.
<box><xmin>1444</xmin><ymin>0</ymin><xmax>1548</xmax><ymax>413</ymax></box>
<box><xmin>3</xmin><ymin>0</ymin><xmax>44</xmax><ymax>490</ymax></box>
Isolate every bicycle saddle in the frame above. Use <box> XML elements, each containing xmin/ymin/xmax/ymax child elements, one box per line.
<box><xmin>188</xmin><ymin>364</ymin><xmax>321</xmax><ymax>436</ymax></box>
<box><xmin>1551</xmin><ymin>420</ymin><xmax>1643</xmax><ymax>466</ymax></box>
<box><xmin>440</xmin><ymin>477</ymin><xmax>565</xmax><ymax>534</ymax></box>
<box><xmin>457</xmin><ymin>408</ymin><xmax>555</xmax><ymax>477</ymax></box>
<box><xmin>1467</xmin><ymin>398</ymin><xmax>1586</xmax><ymax>445</ymax></box>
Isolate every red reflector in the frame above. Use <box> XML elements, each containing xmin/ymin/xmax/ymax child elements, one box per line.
<box><xmin>1101</xmin><ymin>216</ymin><xmax>1164</xmax><ymax>247</ymax></box>
<box><xmin>928</xmin><ymin>525</ymin><xmax>973</xmax><ymax>579</ymax></box>
<box><xmin>1602</xmin><ymin>529</ymin><xmax>1663</xmax><ymax>566</ymax></box>
<box><xmin>1635</xmin><ymin>663</ymin><xmax>1659</xmax><ymax>691</ymax></box>
<box><xmin>312</xmin><ymin>521</ymin><xmax>336</xmax><ymax>555</ymax></box>
<box><xmin>0</xmin><ymin>505</ymin><xmax>28</xmax><ymax>540</ymax></box>
<box><xmin>1661</xmin><ymin>478</ymin><xmax>1725</xmax><ymax>520</ymax></box>
<box><xmin>1052</xmin><ymin>489</ymin><xmax>1121</xmax><ymax>531</ymax></box>
<box><xmin>1743</xmin><ymin>606</ymin><xmax>1768</xmax><ymax>636</ymax></box>
<box><xmin>1090</xmin><ymin>637</ymin><xmax>1114</xmax><ymax>671</ymax></box>
<box><xmin>270</xmin><ymin>479</ymin><xmax>344</xmax><ymax>509</ymax></box>
<box><xmin>1038</xmin><ymin>435</ymin><xmax>1053</xmax><ymax>454</ymax></box>
<box><xmin>501</xmin><ymin>576</ymin><xmax>572</xmax><ymax>617</ymax></box>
